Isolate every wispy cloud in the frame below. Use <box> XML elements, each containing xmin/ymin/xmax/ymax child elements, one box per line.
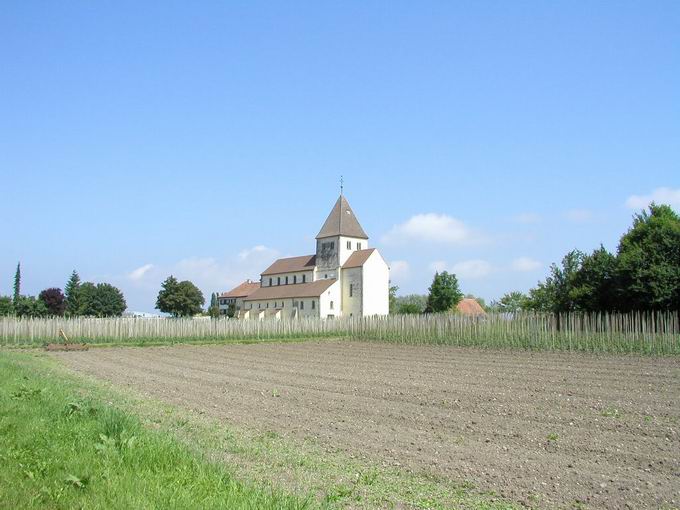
<box><xmin>389</xmin><ymin>260</ymin><xmax>410</xmax><ymax>281</ymax></box>
<box><xmin>511</xmin><ymin>257</ymin><xmax>541</xmax><ymax>272</ymax></box>
<box><xmin>625</xmin><ymin>187</ymin><xmax>680</xmax><ymax>210</ymax></box>
<box><xmin>382</xmin><ymin>213</ymin><xmax>484</xmax><ymax>245</ymax></box>
<box><xmin>127</xmin><ymin>263</ymin><xmax>154</xmax><ymax>281</ymax></box>
<box><xmin>429</xmin><ymin>259</ymin><xmax>494</xmax><ymax>279</ymax></box>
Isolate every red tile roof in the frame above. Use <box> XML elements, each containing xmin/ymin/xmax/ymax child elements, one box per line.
<box><xmin>261</xmin><ymin>255</ymin><xmax>316</xmax><ymax>276</ymax></box>
<box><xmin>244</xmin><ymin>279</ymin><xmax>336</xmax><ymax>301</ymax></box>
<box><xmin>220</xmin><ymin>281</ymin><xmax>260</xmax><ymax>299</ymax></box>
<box><xmin>342</xmin><ymin>248</ymin><xmax>376</xmax><ymax>268</ymax></box>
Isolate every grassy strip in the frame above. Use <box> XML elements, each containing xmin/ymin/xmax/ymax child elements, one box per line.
<box><xmin>16</xmin><ymin>353</ymin><xmax>522</xmax><ymax>510</ymax></box>
<box><xmin>0</xmin><ymin>351</ymin><xmax>310</xmax><ymax>509</ymax></box>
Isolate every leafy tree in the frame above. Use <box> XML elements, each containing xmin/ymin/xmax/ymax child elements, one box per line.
<box><xmin>79</xmin><ymin>282</ymin><xmax>126</xmax><ymax>317</ymax></box>
<box><xmin>524</xmin><ymin>250</ymin><xmax>584</xmax><ymax>313</ymax></box>
<box><xmin>0</xmin><ymin>296</ymin><xmax>14</xmax><ymax>316</ymax></box>
<box><xmin>38</xmin><ymin>288</ymin><xmax>67</xmax><ymax>316</ymax></box>
<box><xmin>208</xmin><ymin>292</ymin><xmax>220</xmax><ymax>318</ymax></box>
<box><xmin>388</xmin><ymin>285</ymin><xmax>399</xmax><ymax>314</ymax></box>
<box><xmin>394</xmin><ymin>294</ymin><xmax>427</xmax><ymax>314</ymax></box>
<box><xmin>13</xmin><ymin>262</ymin><xmax>21</xmax><ymax>304</ymax></box>
<box><xmin>226</xmin><ymin>303</ymin><xmax>236</xmax><ymax>318</ymax></box>
<box><xmin>570</xmin><ymin>246</ymin><xmax>618</xmax><ymax>312</ymax></box>
<box><xmin>156</xmin><ymin>276</ymin><xmax>205</xmax><ymax>317</ymax></box>
<box><xmin>425</xmin><ymin>271</ymin><xmax>463</xmax><ymax>313</ymax></box>
<box><xmin>64</xmin><ymin>270</ymin><xmax>82</xmax><ymax>316</ymax></box>
<box><xmin>14</xmin><ymin>296</ymin><xmax>48</xmax><ymax>317</ymax></box>
<box><xmin>491</xmin><ymin>291</ymin><xmax>528</xmax><ymax>313</ymax></box>
<box><xmin>616</xmin><ymin>204</ymin><xmax>680</xmax><ymax>311</ymax></box>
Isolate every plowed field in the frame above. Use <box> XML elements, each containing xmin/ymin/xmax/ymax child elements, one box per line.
<box><xmin>52</xmin><ymin>341</ymin><xmax>680</xmax><ymax>509</ymax></box>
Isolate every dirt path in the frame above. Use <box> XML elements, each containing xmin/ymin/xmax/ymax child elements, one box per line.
<box><xmin>52</xmin><ymin>341</ymin><xmax>680</xmax><ymax>509</ymax></box>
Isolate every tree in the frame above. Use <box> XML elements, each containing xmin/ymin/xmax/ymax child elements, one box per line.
<box><xmin>491</xmin><ymin>291</ymin><xmax>528</xmax><ymax>313</ymax></box>
<box><xmin>524</xmin><ymin>250</ymin><xmax>584</xmax><ymax>313</ymax></box>
<box><xmin>64</xmin><ymin>270</ymin><xmax>82</xmax><ymax>316</ymax></box>
<box><xmin>616</xmin><ymin>204</ymin><xmax>680</xmax><ymax>311</ymax></box>
<box><xmin>156</xmin><ymin>276</ymin><xmax>205</xmax><ymax>317</ymax></box>
<box><xmin>0</xmin><ymin>296</ymin><xmax>14</xmax><ymax>316</ymax></box>
<box><xmin>14</xmin><ymin>296</ymin><xmax>48</xmax><ymax>317</ymax></box>
<box><xmin>425</xmin><ymin>271</ymin><xmax>463</xmax><ymax>313</ymax></box>
<box><xmin>207</xmin><ymin>292</ymin><xmax>220</xmax><ymax>318</ymax></box>
<box><xmin>38</xmin><ymin>288</ymin><xmax>66</xmax><ymax>316</ymax></box>
<box><xmin>13</xmin><ymin>262</ymin><xmax>21</xmax><ymax>304</ymax></box>
<box><xmin>389</xmin><ymin>285</ymin><xmax>399</xmax><ymax>314</ymax></box>
<box><xmin>393</xmin><ymin>294</ymin><xmax>427</xmax><ymax>314</ymax></box>
<box><xmin>570</xmin><ymin>246</ymin><xmax>618</xmax><ymax>312</ymax></box>
<box><xmin>226</xmin><ymin>303</ymin><xmax>236</xmax><ymax>318</ymax></box>
<box><xmin>78</xmin><ymin>282</ymin><xmax>126</xmax><ymax>317</ymax></box>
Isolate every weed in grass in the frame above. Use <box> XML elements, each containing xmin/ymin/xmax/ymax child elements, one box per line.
<box><xmin>547</xmin><ymin>433</ymin><xmax>559</xmax><ymax>442</ymax></box>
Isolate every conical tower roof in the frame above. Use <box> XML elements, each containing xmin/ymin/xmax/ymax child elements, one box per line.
<box><xmin>316</xmin><ymin>195</ymin><xmax>368</xmax><ymax>240</ymax></box>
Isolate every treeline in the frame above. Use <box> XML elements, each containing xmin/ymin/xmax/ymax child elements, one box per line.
<box><xmin>0</xmin><ymin>267</ymin><xmax>126</xmax><ymax>318</ymax></box>
<box><xmin>390</xmin><ymin>204</ymin><xmax>680</xmax><ymax>315</ymax></box>
<box><xmin>494</xmin><ymin>204</ymin><xmax>679</xmax><ymax>313</ymax></box>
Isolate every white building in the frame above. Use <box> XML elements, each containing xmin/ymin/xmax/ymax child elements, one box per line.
<box><xmin>237</xmin><ymin>194</ymin><xmax>389</xmax><ymax>319</ymax></box>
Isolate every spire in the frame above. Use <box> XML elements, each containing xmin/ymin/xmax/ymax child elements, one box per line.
<box><xmin>316</xmin><ymin>194</ymin><xmax>368</xmax><ymax>240</ymax></box>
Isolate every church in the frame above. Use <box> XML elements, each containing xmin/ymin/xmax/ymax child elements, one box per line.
<box><xmin>225</xmin><ymin>194</ymin><xmax>389</xmax><ymax>319</ymax></box>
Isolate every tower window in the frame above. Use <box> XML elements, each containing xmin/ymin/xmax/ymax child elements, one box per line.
<box><xmin>324</xmin><ymin>274</ymin><xmax>328</xmax><ymax>279</ymax></box>
<box><xmin>312</xmin><ymin>300</ymin><xmax>315</xmax><ymax>309</ymax></box>
<box><xmin>357</xmin><ymin>242</ymin><xmax>362</xmax><ymax>250</ymax></box>
<box><xmin>349</xmin><ymin>284</ymin><xmax>353</xmax><ymax>297</ymax></box>
<box><xmin>300</xmin><ymin>301</ymin><xmax>304</xmax><ymax>310</ymax></box>
<box><xmin>330</xmin><ymin>300</ymin><xmax>334</xmax><ymax>310</ymax></box>
<box><xmin>347</xmin><ymin>241</ymin><xmax>351</xmax><ymax>250</ymax></box>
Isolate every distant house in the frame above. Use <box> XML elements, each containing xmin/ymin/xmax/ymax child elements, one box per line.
<box><xmin>456</xmin><ymin>298</ymin><xmax>487</xmax><ymax>316</ymax></box>
<box><xmin>238</xmin><ymin>193</ymin><xmax>390</xmax><ymax>320</ymax></box>
<box><xmin>218</xmin><ymin>280</ymin><xmax>259</xmax><ymax>316</ymax></box>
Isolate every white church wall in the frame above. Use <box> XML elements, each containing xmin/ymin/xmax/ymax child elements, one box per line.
<box><xmin>338</xmin><ymin>236</ymin><xmax>368</xmax><ymax>266</ymax></box>
<box><xmin>361</xmin><ymin>251</ymin><xmax>390</xmax><ymax>316</ymax></box>
<box><xmin>319</xmin><ymin>280</ymin><xmax>342</xmax><ymax>318</ymax></box>
<box><xmin>341</xmin><ymin>267</ymin><xmax>362</xmax><ymax>317</ymax></box>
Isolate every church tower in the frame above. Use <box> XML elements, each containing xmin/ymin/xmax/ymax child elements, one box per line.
<box><xmin>315</xmin><ymin>194</ymin><xmax>369</xmax><ymax>277</ymax></box>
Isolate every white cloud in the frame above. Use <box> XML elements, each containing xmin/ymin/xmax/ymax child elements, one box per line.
<box><xmin>128</xmin><ymin>263</ymin><xmax>154</xmax><ymax>281</ymax></box>
<box><xmin>512</xmin><ymin>212</ymin><xmax>541</xmax><ymax>224</ymax></box>
<box><xmin>564</xmin><ymin>209</ymin><xmax>593</xmax><ymax>222</ymax></box>
<box><xmin>625</xmin><ymin>187</ymin><xmax>680</xmax><ymax>210</ymax></box>
<box><xmin>389</xmin><ymin>260</ymin><xmax>410</xmax><ymax>280</ymax></box>
<box><xmin>450</xmin><ymin>259</ymin><xmax>493</xmax><ymax>279</ymax></box>
<box><xmin>511</xmin><ymin>257</ymin><xmax>541</xmax><ymax>272</ymax></box>
<box><xmin>429</xmin><ymin>260</ymin><xmax>448</xmax><ymax>273</ymax></box>
<box><xmin>382</xmin><ymin>213</ymin><xmax>481</xmax><ymax>245</ymax></box>
<box><xmin>238</xmin><ymin>245</ymin><xmax>276</xmax><ymax>261</ymax></box>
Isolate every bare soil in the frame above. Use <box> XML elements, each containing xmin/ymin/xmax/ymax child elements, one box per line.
<box><xmin>51</xmin><ymin>341</ymin><xmax>680</xmax><ymax>509</ymax></box>
<box><xmin>45</xmin><ymin>343</ymin><xmax>89</xmax><ymax>351</ymax></box>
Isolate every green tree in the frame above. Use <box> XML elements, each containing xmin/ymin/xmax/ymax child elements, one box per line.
<box><xmin>491</xmin><ymin>291</ymin><xmax>528</xmax><ymax>313</ymax></box>
<box><xmin>425</xmin><ymin>271</ymin><xmax>463</xmax><ymax>313</ymax></box>
<box><xmin>394</xmin><ymin>294</ymin><xmax>427</xmax><ymax>314</ymax></box>
<box><xmin>616</xmin><ymin>204</ymin><xmax>680</xmax><ymax>311</ymax></box>
<box><xmin>0</xmin><ymin>296</ymin><xmax>14</xmax><ymax>316</ymax></box>
<box><xmin>64</xmin><ymin>270</ymin><xmax>82</xmax><ymax>316</ymax></box>
<box><xmin>226</xmin><ymin>303</ymin><xmax>236</xmax><ymax>318</ymax></box>
<box><xmin>38</xmin><ymin>288</ymin><xmax>67</xmax><ymax>316</ymax></box>
<box><xmin>525</xmin><ymin>250</ymin><xmax>584</xmax><ymax>313</ymax></box>
<box><xmin>388</xmin><ymin>285</ymin><xmax>399</xmax><ymax>314</ymax></box>
<box><xmin>156</xmin><ymin>276</ymin><xmax>205</xmax><ymax>317</ymax></box>
<box><xmin>570</xmin><ymin>246</ymin><xmax>619</xmax><ymax>311</ymax></box>
<box><xmin>79</xmin><ymin>282</ymin><xmax>126</xmax><ymax>317</ymax></box>
<box><xmin>13</xmin><ymin>262</ymin><xmax>21</xmax><ymax>304</ymax></box>
<box><xmin>14</xmin><ymin>296</ymin><xmax>48</xmax><ymax>317</ymax></box>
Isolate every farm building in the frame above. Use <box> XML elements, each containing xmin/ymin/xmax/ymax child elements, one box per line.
<box><xmin>231</xmin><ymin>194</ymin><xmax>389</xmax><ymax>319</ymax></box>
<box><xmin>218</xmin><ymin>280</ymin><xmax>259</xmax><ymax>316</ymax></box>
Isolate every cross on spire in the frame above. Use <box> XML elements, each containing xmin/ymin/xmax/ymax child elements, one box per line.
<box><xmin>340</xmin><ymin>175</ymin><xmax>344</xmax><ymax>195</ymax></box>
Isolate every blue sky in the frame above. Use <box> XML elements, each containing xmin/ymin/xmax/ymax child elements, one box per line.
<box><xmin>2</xmin><ymin>2</ymin><xmax>679</xmax><ymax>312</ymax></box>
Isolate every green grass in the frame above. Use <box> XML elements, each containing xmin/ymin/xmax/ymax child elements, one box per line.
<box><xmin>0</xmin><ymin>352</ymin><xmax>309</xmax><ymax>509</ymax></box>
<box><xmin>0</xmin><ymin>351</ymin><xmax>522</xmax><ymax>509</ymax></box>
